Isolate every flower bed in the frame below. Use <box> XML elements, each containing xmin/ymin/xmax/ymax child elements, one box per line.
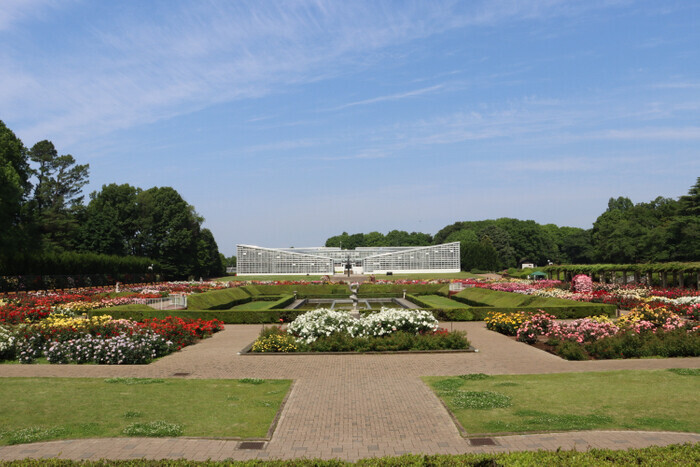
<box><xmin>473</xmin><ymin>277</ymin><xmax>700</xmax><ymax>319</ymax></box>
<box><xmin>486</xmin><ymin>307</ymin><xmax>700</xmax><ymax>360</ymax></box>
<box><xmin>0</xmin><ymin>281</ymin><xmax>234</xmax><ymax>324</ymax></box>
<box><xmin>250</xmin><ymin>308</ymin><xmax>470</xmax><ymax>353</ymax></box>
<box><xmin>0</xmin><ymin>314</ymin><xmax>224</xmax><ymax>364</ymax></box>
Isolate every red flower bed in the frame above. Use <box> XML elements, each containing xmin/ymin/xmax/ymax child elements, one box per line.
<box><xmin>137</xmin><ymin>317</ymin><xmax>224</xmax><ymax>349</ymax></box>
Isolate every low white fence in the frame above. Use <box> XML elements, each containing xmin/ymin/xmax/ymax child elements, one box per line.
<box><xmin>134</xmin><ymin>294</ymin><xmax>188</xmax><ymax>310</ymax></box>
<box><xmin>448</xmin><ymin>282</ymin><xmax>474</xmax><ymax>293</ymax></box>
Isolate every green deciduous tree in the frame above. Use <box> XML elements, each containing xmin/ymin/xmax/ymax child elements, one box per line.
<box><xmin>0</xmin><ymin>121</ymin><xmax>32</xmax><ymax>253</ymax></box>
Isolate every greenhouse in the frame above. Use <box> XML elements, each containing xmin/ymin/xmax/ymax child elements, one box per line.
<box><xmin>236</xmin><ymin>242</ymin><xmax>460</xmax><ymax>275</ymax></box>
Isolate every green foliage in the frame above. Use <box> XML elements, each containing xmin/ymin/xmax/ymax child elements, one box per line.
<box><xmin>239</xmin><ymin>378</ymin><xmax>265</xmax><ymax>384</ymax></box>
<box><xmin>186</xmin><ymin>287</ymin><xmax>252</xmax><ymax>310</ymax></box>
<box><xmin>0</xmin><ymin>120</ymin><xmax>32</xmax><ymax>254</ymax></box>
<box><xmin>668</xmin><ymin>368</ymin><xmax>700</xmax><ymax>376</ymax></box>
<box><xmin>0</xmin><ymin>121</ymin><xmax>225</xmax><ymax>280</ymax></box>
<box><xmin>555</xmin><ymin>340</ymin><xmax>589</xmax><ymax>361</ymax></box>
<box><xmin>451</xmin><ymin>391</ymin><xmax>512</xmax><ymax>409</ymax></box>
<box><xmin>0</xmin><ymin>377</ymin><xmax>291</xmax><ymax>444</ymax></box>
<box><xmin>104</xmin><ymin>378</ymin><xmax>165</xmax><ymax>385</ymax></box>
<box><xmin>91</xmin><ymin>308</ymin><xmax>307</xmax><ymax>324</ymax></box>
<box><xmin>2</xmin><ymin>426</ymin><xmax>67</xmax><ymax>445</ymax></box>
<box><xmin>122</xmin><ymin>421</ymin><xmax>183</xmax><ymax>437</ymax></box>
<box><xmin>459</xmin><ymin>373</ymin><xmax>491</xmax><ymax>380</ymax></box>
<box><xmin>325</xmin><ymin>230</ymin><xmax>433</xmax><ymax>248</ymax></box>
<box><xmin>405</xmin><ymin>294</ymin><xmax>470</xmax><ymax>309</ymax></box>
<box><xmin>1</xmin><ymin>445</ymin><xmax>699</xmax><ymax>465</ymax></box>
<box><xmin>28</xmin><ymin>140</ymin><xmax>90</xmax><ymax>252</ymax></box>
<box><xmin>291</xmin><ymin>330</ymin><xmax>471</xmax><ymax>353</ymax></box>
<box><xmin>0</xmin><ymin>251</ymin><xmax>159</xmax><ymax>275</ymax></box>
<box><xmin>582</xmin><ymin>329</ymin><xmax>700</xmax><ymax>359</ymax></box>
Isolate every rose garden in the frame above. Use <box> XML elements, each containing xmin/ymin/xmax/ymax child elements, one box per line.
<box><xmin>0</xmin><ymin>271</ymin><xmax>698</xmax><ymax>463</ymax></box>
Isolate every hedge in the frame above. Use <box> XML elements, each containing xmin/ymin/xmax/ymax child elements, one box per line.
<box><xmin>544</xmin><ymin>262</ymin><xmax>700</xmax><ymax>275</ymax></box>
<box><xmin>409</xmin><ymin>290</ymin><xmax>616</xmax><ymax>320</ymax></box>
<box><xmin>186</xmin><ymin>287</ymin><xmax>252</xmax><ymax>310</ymax></box>
<box><xmin>0</xmin><ymin>252</ymin><xmax>161</xmax><ymax>276</ymax></box>
<box><xmin>90</xmin><ymin>309</ymin><xmax>307</xmax><ymax>324</ymax></box>
<box><xmin>454</xmin><ymin>287</ymin><xmax>587</xmax><ymax>308</ymax></box>
<box><xmin>2</xmin><ymin>443</ymin><xmax>697</xmax><ymax>465</ymax></box>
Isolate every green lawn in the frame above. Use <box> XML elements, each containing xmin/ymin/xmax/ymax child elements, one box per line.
<box><xmin>416</xmin><ymin>295</ymin><xmax>471</xmax><ymax>308</ymax></box>
<box><xmin>424</xmin><ymin>370</ymin><xmax>700</xmax><ymax>434</ymax></box>
<box><xmin>186</xmin><ymin>287</ymin><xmax>251</xmax><ymax>309</ymax></box>
<box><xmin>0</xmin><ymin>377</ymin><xmax>291</xmax><ymax>445</ymax></box>
<box><xmin>229</xmin><ymin>300</ymin><xmax>276</xmax><ymax>310</ymax></box>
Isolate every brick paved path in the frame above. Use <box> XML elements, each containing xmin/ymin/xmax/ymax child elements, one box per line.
<box><xmin>1</xmin><ymin>323</ymin><xmax>699</xmax><ymax>461</ymax></box>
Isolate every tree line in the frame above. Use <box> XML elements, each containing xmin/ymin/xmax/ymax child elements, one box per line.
<box><xmin>325</xmin><ymin>177</ymin><xmax>700</xmax><ymax>271</ymax></box>
<box><xmin>0</xmin><ymin>120</ymin><xmax>224</xmax><ymax>278</ymax></box>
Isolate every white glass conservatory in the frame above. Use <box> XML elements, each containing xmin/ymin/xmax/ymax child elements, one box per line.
<box><xmin>236</xmin><ymin>242</ymin><xmax>460</xmax><ymax>275</ymax></box>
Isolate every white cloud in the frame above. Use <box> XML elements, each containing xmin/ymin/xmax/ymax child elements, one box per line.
<box><xmin>331</xmin><ymin>84</ymin><xmax>445</xmax><ymax>110</ymax></box>
<box><xmin>1</xmin><ymin>0</ymin><xmax>635</xmax><ymax>146</ymax></box>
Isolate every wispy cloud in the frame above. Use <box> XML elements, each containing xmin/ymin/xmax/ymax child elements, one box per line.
<box><xmin>331</xmin><ymin>84</ymin><xmax>445</xmax><ymax>110</ymax></box>
<box><xmin>0</xmin><ymin>0</ymin><xmax>71</xmax><ymax>31</ymax></box>
<box><xmin>1</xmin><ymin>0</ymin><xmax>635</xmax><ymax>147</ymax></box>
<box><xmin>596</xmin><ymin>127</ymin><xmax>700</xmax><ymax>140</ymax></box>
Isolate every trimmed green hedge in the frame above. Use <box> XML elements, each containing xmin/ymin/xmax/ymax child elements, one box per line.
<box><xmin>359</xmin><ymin>283</ymin><xmax>444</xmax><ymax>294</ymax></box>
<box><xmin>186</xmin><ymin>287</ymin><xmax>252</xmax><ymax>310</ymax></box>
<box><xmin>406</xmin><ymin>294</ymin><xmax>470</xmax><ymax>309</ymax></box>
<box><xmin>413</xmin><ymin>289</ymin><xmax>616</xmax><ymax>320</ymax></box>
<box><xmin>545</xmin><ymin>262</ymin><xmax>700</xmax><ymax>274</ymax></box>
<box><xmin>90</xmin><ymin>308</ymin><xmax>307</xmax><ymax>324</ymax></box>
<box><xmin>454</xmin><ymin>288</ymin><xmax>585</xmax><ymax>308</ymax></box>
<box><xmin>3</xmin><ymin>443</ymin><xmax>698</xmax><ymax>465</ymax></box>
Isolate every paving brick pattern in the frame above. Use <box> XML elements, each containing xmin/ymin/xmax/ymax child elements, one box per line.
<box><xmin>1</xmin><ymin>322</ymin><xmax>699</xmax><ymax>461</ymax></box>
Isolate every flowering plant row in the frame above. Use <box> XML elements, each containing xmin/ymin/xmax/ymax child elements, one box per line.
<box><xmin>251</xmin><ymin>308</ymin><xmax>469</xmax><ymax>352</ymax></box>
<box><xmin>0</xmin><ymin>281</ymin><xmax>233</xmax><ymax>324</ymax></box>
<box><xmin>473</xmin><ymin>276</ymin><xmax>700</xmax><ymax>319</ymax></box>
<box><xmin>286</xmin><ymin>308</ymin><xmax>438</xmax><ymax>344</ymax></box>
<box><xmin>486</xmin><ymin>307</ymin><xmax>699</xmax><ymax>360</ymax></box>
<box><xmin>0</xmin><ymin>315</ymin><xmax>223</xmax><ymax>364</ymax></box>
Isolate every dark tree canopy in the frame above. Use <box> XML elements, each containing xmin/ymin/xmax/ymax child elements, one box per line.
<box><xmin>0</xmin><ymin>121</ymin><xmax>32</xmax><ymax>252</ymax></box>
<box><xmin>325</xmin><ymin>178</ymin><xmax>700</xmax><ymax>270</ymax></box>
<box><xmin>0</xmin><ymin>121</ymin><xmax>225</xmax><ymax>279</ymax></box>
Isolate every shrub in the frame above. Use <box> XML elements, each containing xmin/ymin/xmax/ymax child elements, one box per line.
<box><xmin>516</xmin><ymin>312</ymin><xmax>556</xmax><ymax>344</ymax></box>
<box><xmin>584</xmin><ymin>328</ymin><xmax>700</xmax><ymax>359</ymax></box>
<box><xmin>43</xmin><ymin>331</ymin><xmax>172</xmax><ymax>364</ymax></box>
<box><xmin>618</xmin><ymin>304</ymin><xmax>679</xmax><ymax>327</ymax></box>
<box><xmin>286</xmin><ymin>308</ymin><xmax>439</xmax><ymax>344</ymax></box>
<box><xmin>571</xmin><ymin>274</ymin><xmax>593</xmax><ymax>293</ymax></box>
<box><xmin>0</xmin><ymin>324</ymin><xmax>16</xmax><ymax>360</ymax></box>
<box><xmin>251</xmin><ymin>334</ymin><xmax>298</xmax><ymax>353</ymax></box>
<box><xmin>555</xmin><ymin>340</ymin><xmax>589</xmax><ymax>360</ymax></box>
<box><xmin>485</xmin><ymin>311</ymin><xmax>532</xmax><ymax>336</ymax></box>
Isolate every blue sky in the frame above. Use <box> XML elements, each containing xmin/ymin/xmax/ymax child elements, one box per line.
<box><xmin>2</xmin><ymin>0</ymin><xmax>698</xmax><ymax>256</ymax></box>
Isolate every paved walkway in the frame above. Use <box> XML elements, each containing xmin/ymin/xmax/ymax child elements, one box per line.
<box><xmin>1</xmin><ymin>323</ymin><xmax>699</xmax><ymax>461</ymax></box>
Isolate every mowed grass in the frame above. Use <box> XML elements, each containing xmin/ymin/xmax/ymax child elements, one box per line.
<box><xmin>423</xmin><ymin>370</ymin><xmax>700</xmax><ymax>434</ymax></box>
<box><xmin>417</xmin><ymin>295</ymin><xmax>471</xmax><ymax>309</ymax></box>
<box><xmin>0</xmin><ymin>377</ymin><xmax>291</xmax><ymax>445</ymax></box>
<box><xmin>229</xmin><ymin>300</ymin><xmax>276</xmax><ymax>310</ymax></box>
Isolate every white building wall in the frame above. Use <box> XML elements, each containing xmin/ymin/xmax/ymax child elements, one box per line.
<box><xmin>237</xmin><ymin>242</ymin><xmax>460</xmax><ymax>275</ymax></box>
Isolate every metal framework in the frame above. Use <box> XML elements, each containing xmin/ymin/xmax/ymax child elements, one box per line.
<box><xmin>236</xmin><ymin>242</ymin><xmax>460</xmax><ymax>275</ymax></box>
